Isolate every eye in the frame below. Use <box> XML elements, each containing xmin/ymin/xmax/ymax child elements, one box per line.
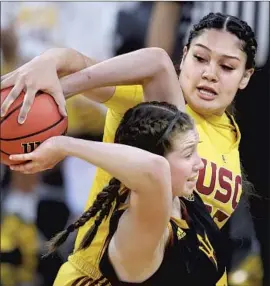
<box><xmin>184</xmin><ymin>150</ymin><xmax>194</xmax><ymax>159</ymax></box>
<box><xmin>194</xmin><ymin>55</ymin><xmax>207</xmax><ymax>63</ymax></box>
<box><xmin>221</xmin><ymin>65</ymin><xmax>234</xmax><ymax>71</ymax></box>
<box><xmin>184</xmin><ymin>153</ymin><xmax>192</xmax><ymax>159</ymax></box>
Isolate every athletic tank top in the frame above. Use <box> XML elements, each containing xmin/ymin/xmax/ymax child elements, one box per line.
<box><xmin>99</xmin><ymin>192</ymin><xmax>227</xmax><ymax>286</ymax></box>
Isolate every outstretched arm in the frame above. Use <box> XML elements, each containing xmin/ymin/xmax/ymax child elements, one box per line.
<box><xmin>9</xmin><ymin>135</ymin><xmax>172</xmax><ymax>273</ymax></box>
<box><xmin>61</xmin><ymin>48</ymin><xmax>184</xmax><ymax>111</ymax></box>
<box><xmin>1</xmin><ymin>47</ymin><xmax>184</xmax><ymax>123</ymax></box>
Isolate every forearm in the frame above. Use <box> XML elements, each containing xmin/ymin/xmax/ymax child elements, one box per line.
<box><xmin>39</xmin><ymin>48</ymin><xmax>116</xmax><ymax>102</ymax></box>
<box><xmin>57</xmin><ymin>136</ymin><xmax>168</xmax><ymax>191</ymax></box>
<box><xmin>60</xmin><ymin>48</ymin><xmax>184</xmax><ymax>110</ymax></box>
<box><xmin>60</xmin><ymin>48</ymin><xmax>166</xmax><ymax>93</ymax></box>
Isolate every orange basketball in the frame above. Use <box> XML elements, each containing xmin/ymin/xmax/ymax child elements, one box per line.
<box><xmin>0</xmin><ymin>87</ymin><xmax>68</xmax><ymax>166</ymax></box>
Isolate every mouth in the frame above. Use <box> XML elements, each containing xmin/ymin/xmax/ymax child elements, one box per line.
<box><xmin>187</xmin><ymin>175</ymin><xmax>198</xmax><ymax>182</ymax></box>
<box><xmin>197</xmin><ymin>86</ymin><xmax>217</xmax><ymax>101</ymax></box>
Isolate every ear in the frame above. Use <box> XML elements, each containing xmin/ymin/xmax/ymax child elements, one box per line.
<box><xmin>239</xmin><ymin>68</ymin><xmax>254</xmax><ymax>90</ymax></box>
<box><xmin>180</xmin><ymin>46</ymin><xmax>188</xmax><ymax>70</ymax></box>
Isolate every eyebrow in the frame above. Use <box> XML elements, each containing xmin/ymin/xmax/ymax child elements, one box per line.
<box><xmin>183</xmin><ymin>143</ymin><xmax>196</xmax><ymax>152</ymax></box>
<box><xmin>194</xmin><ymin>43</ymin><xmax>241</xmax><ymax>61</ymax></box>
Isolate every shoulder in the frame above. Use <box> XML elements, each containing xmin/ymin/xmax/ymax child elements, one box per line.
<box><xmin>104</xmin><ymin>85</ymin><xmax>143</xmax><ymax>114</ymax></box>
<box><xmin>102</xmin><ymin>85</ymin><xmax>144</xmax><ymax>144</ymax></box>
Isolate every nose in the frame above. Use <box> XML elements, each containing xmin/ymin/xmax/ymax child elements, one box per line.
<box><xmin>194</xmin><ymin>153</ymin><xmax>204</xmax><ymax>171</ymax></box>
<box><xmin>198</xmin><ymin>157</ymin><xmax>204</xmax><ymax>170</ymax></box>
<box><xmin>202</xmin><ymin>63</ymin><xmax>218</xmax><ymax>82</ymax></box>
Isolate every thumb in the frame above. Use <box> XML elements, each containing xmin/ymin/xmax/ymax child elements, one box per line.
<box><xmin>9</xmin><ymin>152</ymin><xmax>35</xmax><ymax>162</ymax></box>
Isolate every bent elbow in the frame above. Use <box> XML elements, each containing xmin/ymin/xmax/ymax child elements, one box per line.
<box><xmin>147</xmin><ymin>155</ymin><xmax>171</xmax><ymax>185</ymax></box>
<box><xmin>138</xmin><ymin>47</ymin><xmax>172</xmax><ymax>74</ymax></box>
<box><xmin>148</xmin><ymin>47</ymin><xmax>172</xmax><ymax>72</ymax></box>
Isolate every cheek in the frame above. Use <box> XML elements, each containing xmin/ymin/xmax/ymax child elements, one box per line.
<box><xmin>220</xmin><ymin>73</ymin><xmax>243</xmax><ymax>99</ymax></box>
<box><xmin>180</xmin><ymin>60</ymin><xmax>200</xmax><ymax>91</ymax></box>
<box><xmin>170</xmin><ymin>162</ymin><xmax>189</xmax><ymax>184</ymax></box>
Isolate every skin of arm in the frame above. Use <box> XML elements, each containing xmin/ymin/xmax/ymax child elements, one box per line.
<box><xmin>58</xmin><ymin>136</ymin><xmax>173</xmax><ymax>277</ymax></box>
<box><xmin>1</xmin><ymin>47</ymin><xmax>184</xmax><ymax>120</ymax></box>
<box><xmin>9</xmin><ymin>127</ymin><xmax>173</xmax><ymax>280</ymax></box>
<box><xmin>59</xmin><ymin>48</ymin><xmax>185</xmax><ymax>111</ymax></box>
<box><xmin>36</xmin><ymin>47</ymin><xmax>185</xmax><ymax>110</ymax></box>
<box><xmin>40</xmin><ymin>47</ymin><xmax>116</xmax><ymax>103</ymax></box>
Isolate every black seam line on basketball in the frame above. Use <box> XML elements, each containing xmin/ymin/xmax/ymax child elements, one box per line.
<box><xmin>0</xmin><ymin>92</ymin><xmax>43</xmax><ymax>125</ymax></box>
<box><xmin>63</xmin><ymin>127</ymin><xmax>68</xmax><ymax>136</ymax></box>
<box><xmin>0</xmin><ymin>149</ymin><xmax>10</xmax><ymax>156</ymax></box>
<box><xmin>0</xmin><ymin>129</ymin><xmax>67</xmax><ymax>157</ymax></box>
<box><xmin>0</xmin><ymin>117</ymin><xmax>65</xmax><ymax>141</ymax></box>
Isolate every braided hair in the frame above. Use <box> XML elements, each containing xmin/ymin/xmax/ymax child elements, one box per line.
<box><xmin>46</xmin><ymin>101</ymin><xmax>194</xmax><ymax>255</ymax></box>
<box><xmin>46</xmin><ymin>177</ymin><xmax>121</xmax><ymax>256</ymax></box>
<box><xmin>114</xmin><ymin>101</ymin><xmax>193</xmax><ymax>155</ymax></box>
<box><xmin>186</xmin><ymin>12</ymin><xmax>257</xmax><ymax>69</ymax></box>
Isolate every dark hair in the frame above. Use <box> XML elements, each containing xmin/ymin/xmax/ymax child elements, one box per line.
<box><xmin>45</xmin><ymin>101</ymin><xmax>194</xmax><ymax>256</ymax></box>
<box><xmin>186</xmin><ymin>12</ymin><xmax>257</xmax><ymax>69</ymax></box>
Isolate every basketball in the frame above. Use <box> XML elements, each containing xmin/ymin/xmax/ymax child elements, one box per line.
<box><xmin>0</xmin><ymin>87</ymin><xmax>68</xmax><ymax>166</ymax></box>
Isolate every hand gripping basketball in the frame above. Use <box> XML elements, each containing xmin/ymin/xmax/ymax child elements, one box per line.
<box><xmin>9</xmin><ymin>136</ymin><xmax>66</xmax><ymax>174</ymax></box>
<box><xmin>0</xmin><ymin>56</ymin><xmax>67</xmax><ymax>124</ymax></box>
<box><xmin>0</xmin><ymin>87</ymin><xmax>68</xmax><ymax>166</ymax></box>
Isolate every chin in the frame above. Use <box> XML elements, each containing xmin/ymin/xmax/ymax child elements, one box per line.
<box><xmin>177</xmin><ymin>186</ymin><xmax>194</xmax><ymax>198</ymax></box>
<box><xmin>183</xmin><ymin>187</ymin><xmax>194</xmax><ymax>197</ymax></box>
<box><xmin>188</xmin><ymin>97</ymin><xmax>226</xmax><ymax>116</ymax></box>
<box><xmin>188</xmin><ymin>100</ymin><xmax>217</xmax><ymax>116</ymax></box>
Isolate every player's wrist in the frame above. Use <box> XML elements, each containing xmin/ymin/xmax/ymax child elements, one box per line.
<box><xmin>52</xmin><ymin>135</ymin><xmax>70</xmax><ymax>159</ymax></box>
<box><xmin>38</xmin><ymin>48</ymin><xmax>68</xmax><ymax>73</ymax></box>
